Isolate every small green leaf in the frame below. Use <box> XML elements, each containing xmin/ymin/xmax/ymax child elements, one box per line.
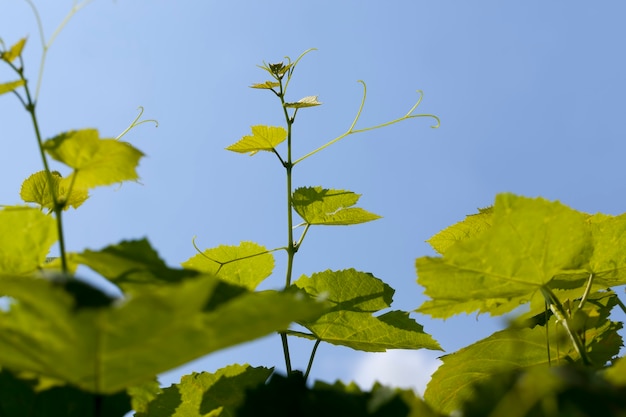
<box><xmin>0</xmin><ymin>206</ymin><xmax>57</xmax><ymax>274</ymax></box>
<box><xmin>225</xmin><ymin>125</ymin><xmax>287</xmax><ymax>155</ymax></box>
<box><xmin>1</xmin><ymin>37</ymin><xmax>27</xmax><ymax>62</ymax></box>
<box><xmin>284</xmin><ymin>96</ymin><xmax>322</xmax><ymax>108</ymax></box>
<box><xmin>182</xmin><ymin>241</ymin><xmax>274</xmax><ymax>290</ymax></box>
<box><xmin>42</xmin><ymin>129</ymin><xmax>144</xmax><ymax>190</ymax></box>
<box><xmin>136</xmin><ymin>364</ymin><xmax>272</xmax><ymax>417</ymax></box>
<box><xmin>0</xmin><ymin>79</ymin><xmax>25</xmax><ymax>96</ymax></box>
<box><xmin>249</xmin><ymin>81</ymin><xmax>279</xmax><ymax>89</ymax></box>
<box><xmin>20</xmin><ymin>170</ymin><xmax>89</xmax><ymax>211</ymax></box>
<box><xmin>294</xmin><ymin>270</ymin><xmax>441</xmax><ymax>352</ymax></box>
<box><xmin>292</xmin><ymin>186</ymin><xmax>381</xmax><ymax>225</ymax></box>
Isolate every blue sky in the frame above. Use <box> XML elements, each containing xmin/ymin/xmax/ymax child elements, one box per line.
<box><xmin>2</xmin><ymin>1</ymin><xmax>626</xmax><ymax>394</ymax></box>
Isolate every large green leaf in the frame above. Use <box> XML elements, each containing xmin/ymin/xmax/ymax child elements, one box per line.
<box><xmin>424</xmin><ymin>292</ymin><xmax>622</xmax><ymax>414</ymax></box>
<box><xmin>293</xmin><ymin>270</ymin><xmax>441</xmax><ymax>351</ymax></box>
<box><xmin>181</xmin><ymin>241</ymin><xmax>274</xmax><ymax>290</ymax></box>
<box><xmin>417</xmin><ymin>194</ymin><xmax>592</xmax><ymax>319</ymax></box>
<box><xmin>42</xmin><ymin>129</ymin><xmax>144</xmax><ymax>189</ymax></box>
<box><xmin>0</xmin><ymin>273</ymin><xmax>325</xmax><ymax>394</ymax></box>
<box><xmin>0</xmin><ymin>206</ymin><xmax>57</xmax><ymax>274</ymax></box>
<box><xmin>136</xmin><ymin>364</ymin><xmax>272</xmax><ymax>417</ymax></box>
<box><xmin>587</xmin><ymin>212</ymin><xmax>626</xmax><ymax>287</ymax></box>
<box><xmin>292</xmin><ymin>187</ymin><xmax>381</xmax><ymax>226</ymax></box>
<box><xmin>20</xmin><ymin>170</ymin><xmax>89</xmax><ymax>211</ymax></box>
<box><xmin>427</xmin><ymin>207</ymin><xmax>493</xmax><ymax>255</ymax></box>
<box><xmin>225</xmin><ymin>125</ymin><xmax>287</xmax><ymax>155</ymax></box>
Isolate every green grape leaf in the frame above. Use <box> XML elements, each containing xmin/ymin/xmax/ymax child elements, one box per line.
<box><xmin>294</xmin><ymin>270</ymin><xmax>441</xmax><ymax>351</ymax></box>
<box><xmin>225</xmin><ymin>125</ymin><xmax>287</xmax><ymax>155</ymax></box>
<box><xmin>127</xmin><ymin>379</ymin><xmax>161</xmax><ymax>415</ymax></box>
<box><xmin>42</xmin><ymin>129</ymin><xmax>144</xmax><ymax>189</ymax></box>
<box><xmin>424</xmin><ymin>293</ymin><xmax>622</xmax><ymax>414</ymax></box>
<box><xmin>181</xmin><ymin>241</ymin><xmax>274</xmax><ymax>290</ymax></box>
<box><xmin>0</xmin><ymin>369</ymin><xmax>131</xmax><ymax>417</ymax></box>
<box><xmin>1</xmin><ymin>37</ymin><xmax>27</xmax><ymax>62</ymax></box>
<box><xmin>136</xmin><ymin>364</ymin><xmax>272</xmax><ymax>417</ymax></box>
<box><xmin>605</xmin><ymin>357</ymin><xmax>626</xmax><ymax>386</ymax></box>
<box><xmin>0</xmin><ymin>274</ymin><xmax>325</xmax><ymax>394</ymax></box>
<box><xmin>249</xmin><ymin>81</ymin><xmax>279</xmax><ymax>89</ymax></box>
<box><xmin>76</xmin><ymin>239</ymin><xmax>200</xmax><ymax>292</ymax></box>
<box><xmin>427</xmin><ymin>207</ymin><xmax>493</xmax><ymax>255</ymax></box>
<box><xmin>284</xmin><ymin>95</ymin><xmax>322</xmax><ymax>108</ymax></box>
<box><xmin>416</xmin><ymin>194</ymin><xmax>592</xmax><ymax>319</ymax></box>
<box><xmin>20</xmin><ymin>170</ymin><xmax>89</xmax><ymax>211</ymax></box>
<box><xmin>0</xmin><ymin>79</ymin><xmax>25</xmax><ymax>96</ymax></box>
<box><xmin>587</xmin><ymin>212</ymin><xmax>626</xmax><ymax>286</ymax></box>
<box><xmin>0</xmin><ymin>206</ymin><xmax>57</xmax><ymax>274</ymax></box>
<box><xmin>292</xmin><ymin>187</ymin><xmax>381</xmax><ymax>226</ymax></box>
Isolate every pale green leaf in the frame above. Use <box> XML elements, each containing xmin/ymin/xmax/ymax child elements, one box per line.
<box><xmin>225</xmin><ymin>125</ymin><xmax>287</xmax><ymax>155</ymax></box>
<box><xmin>181</xmin><ymin>241</ymin><xmax>274</xmax><ymax>290</ymax></box>
<box><xmin>0</xmin><ymin>206</ymin><xmax>57</xmax><ymax>274</ymax></box>
<box><xmin>0</xmin><ymin>79</ymin><xmax>24</xmax><ymax>96</ymax></box>
<box><xmin>1</xmin><ymin>37</ymin><xmax>26</xmax><ymax>62</ymax></box>
<box><xmin>136</xmin><ymin>364</ymin><xmax>272</xmax><ymax>417</ymax></box>
<box><xmin>294</xmin><ymin>269</ymin><xmax>441</xmax><ymax>351</ymax></box>
<box><xmin>20</xmin><ymin>170</ymin><xmax>89</xmax><ymax>211</ymax></box>
<box><xmin>417</xmin><ymin>194</ymin><xmax>592</xmax><ymax>319</ymax></box>
<box><xmin>43</xmin><ymin>129</ymin><xmax>144</xmax><ymax>189</ymax></box>
<box><xmin>292</xmin><ymin>186</ymin><xmax>381</xmax><ymax>225</ymax></box>
<box><xmin>427</xmin><ymin>207</ymin><xmax>493</xmax><ymax>255</ymax></box>
<box><xmin>587</xmin><ymin>212</ymin><xmax>626</xmax><ymax>286</ymax></box>
<box><xmin>0</xmin><ymin>274</ymin><xmax>325</xmax><ymax>394</ymax></box>
<box><xmin>284</xmin><ymin>95</ymin><xmax>322</xmax><ymax>108</ymax></box>
<box><xmin>249</xmin><ymin>81</ymin><xmax>279</xmax><ymax>89</ymax></box>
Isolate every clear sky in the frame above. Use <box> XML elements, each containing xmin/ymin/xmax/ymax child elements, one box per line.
<box><xmin>2</xmin><ymin>1</ymin><xmax>626</xmax><ymax>395</ymax></box>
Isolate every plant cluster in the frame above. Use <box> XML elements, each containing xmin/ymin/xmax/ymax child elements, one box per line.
<box><xmin>1</xmin><ymin>4</ymin><xmax>625</xmax><ymax>417</ymax></box>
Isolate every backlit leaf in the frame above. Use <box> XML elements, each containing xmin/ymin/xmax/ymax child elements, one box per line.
<box><xmin>292</xmin><ymin>186</ymin><xmax>381</xmax><ymax>225</ymax></box>
<box><xmin>427</xmin><ymin>207</ymin><xmax>493</xmax><ymax>255</ymax></box>
<box><xmin>136</xmin><ymin>364</ymin><xmax>272</xmax><ymax>417</ymax></box>
<box><xmin>1</xmin><ymin>37</ymin><xmax>26</xmax><ymax>62</ymax></box>
<box><xmin>182</xmin><ymin>241</ymin><xmax>274</xmax><ymax>290</ymax></box>
<box><xmin>0</xmin><ymin>274</ymin><xmax>325</xmax><ymax>394</ymax></box>
<box><xmin>42</xmin><ymin>129</ymin><xmax>144</xmax><ymax>189</ymax></box>
<box><xmin>225</xmin><ymin>125</ymin><xmax>287</xmax><ymax>155</ymax></box>
<box><xmin>284</xmin><ymin>95</ymin><xmax>322</xmax><ymax>108</ymax></box>
<box><xmin>0</xmin><ymin>79</ymin><xmax>24</xmax><ymax>96</ymax></box>
<box><xmin>249</xmin><ymin>81</ymin><xmax>279</xmax><ymax>89</ymax></box>
<box><xmin>0</xmin><ymin>206</ymin><xmax>57</xmax><ymax>274</ymax></box>
<box><xmin>587</xmin><ymin>212</ymin><xmax>626</xmax><ymax>286</ymax></box>
<box><xmin>294</xmin><ymin>270</ymin><xmax>441</xmax><ymax>351</ymax></box>
<box><xmin>417</xmin><ymin>194</ymin><xmax>592</xmax><ymax>319</ymax></box>
<box><xmin>20</xmin><ymin>170</ymin><xmax>89</xmax><ymax>211</ymax></box>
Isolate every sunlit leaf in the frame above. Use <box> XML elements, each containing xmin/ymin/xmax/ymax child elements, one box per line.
<box><xmin>182</xmin><ymin>241</ymin><xmax>274</xmax><ymax>290</ymax></box>
<box><xmin>0</xmin><ymin>206</ymin><xmax>57</xmax><ymax>274</ymax></box>
<box><xmin>1</xmin><ymin>37</ymin><xmax>26</xmax><ymax>62</ymax></box>
<box><xmin>284</xmin><ymin>95</ymin><xmax>322</xmax><ymax>108</ymax></box>
<box><xmin>136</xmin><ymin>364</ymin><xmax>272</xmax><ymax>417</ymax></box>
<box><xmin>225</xmin><ymin>125</ymin><xmax>287</xmax><ymax>155</ymax></box>
<box><xmin>249</xmin><ymin>81</ymin><xmax>279</xmax><ymax>89</ymax></box>
<box><xmin>587</xmin><ymin>212</ymin><xmax>626</xmax><ymax>286</ymax></box>
<box><xmin>0</xmin><ymin>79</ymin><xmax>24</xmax><ymax>96</ymax></box>
<box><xmin>20</xmin><ymin>170</ymin><xmax>89</xmax><ymax>211</ymax></box>
<box><xmin>417</xmin><ymin>194</ymin><xmax>592</xmax><ymax>319</ymax></box>
<box><xmin>427</xmin><ymin>207</ymin><xmax>493</xmax><ymax>255</ymax></box>
<box><xmin>292</xmin><ymin>187</ymin><xmax>381</xmax><ymax>226</ymax></box>
<box><xmin>294</xmin><ymin>270</ymin><xmax>441</xmax><ymax>352</ymax></box>
<box><xmin>42</xmin><ymin>129</ymin><xmax>144</xmax><ymax>189</ymax></box>
<box><xmin>0</xmin><ymin>274</ymin><xmax>325</xmax><ymax>394</ymax></box>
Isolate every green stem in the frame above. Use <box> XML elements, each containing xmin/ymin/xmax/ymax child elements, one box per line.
<box><xmin>303</xmin><ymin>339</ymin><xmax>321</xmax><ymax>381</ymax></box>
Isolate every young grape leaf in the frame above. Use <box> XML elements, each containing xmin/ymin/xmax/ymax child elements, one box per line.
<box><xmin>1</xmin><ymin>37</ymin><xmax>27</xmax><ymax>62</ymax></box>
<box><xmin>0</xmin><ymin>273</ymin><xmax>325</xmax><ymax>394</ymax></box>
<box><xmin>249</xmin><ymin>81</ymin><xmax>279</xmax><ymax>89</ymax></box>
<box><xmin>294</xmin><ymin>270</ymin><xmax>441</xmax><ymax>351</ymax></box>
<box><xmin>42</xmin><ymin>129</ymin><xmax>144</xmax><ymax>189</ymax></box>
<box><xmin>0</xmin><ymin>79</ymin><xmax>25</xmax><ymax>96</ymax></box>
<box><xmin>427</xmin><ymin>207</ymin><xmax>493</xmax><ymax>255</ymax></box>
<box><xmin>292</xmin><ymin>187</ymin><xmax>381</xmax><ymax>226</ymax></box>
<box><xmin>0</xmin><ymin>206</ymin><xmax>57</xmax><ymax>274</ymax></box>
<box><xmin>181</xmin><ymin>241</ymin><xmax>274</xmax><ymax>290</ymax></box>
<box><xmin>417</xmin><ymin>194</ymin><xmax>592</xmax><ymax>319</ymax></box>
<box><xmin>20</xmin><ymin>170</ymin><xmax>89</xmax><ymax>211</ymax></box>
<box><xmin>424</xmin><ymin>292</ymin><xmax>622</xmax><ymax>414</ymax></box>
<box><xmin>225</xmin><ymin>125</ymin><xmax>287</xmax><ymax>155</ymax></box>
<box><xmin>284</xmin><ymin>95</ymin><xmax>322</xmax><ymax>108</ymax></box>
<box><xmin>135</xmin><ymin>364</ymin><xmax>272</xmax><ymax>417</ymax></box>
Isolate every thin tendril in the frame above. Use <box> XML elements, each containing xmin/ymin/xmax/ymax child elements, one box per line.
<box><xmin>116</xmin><ymin>106</ymin><xmax>158</xmax><ymax>140</ymax></box>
